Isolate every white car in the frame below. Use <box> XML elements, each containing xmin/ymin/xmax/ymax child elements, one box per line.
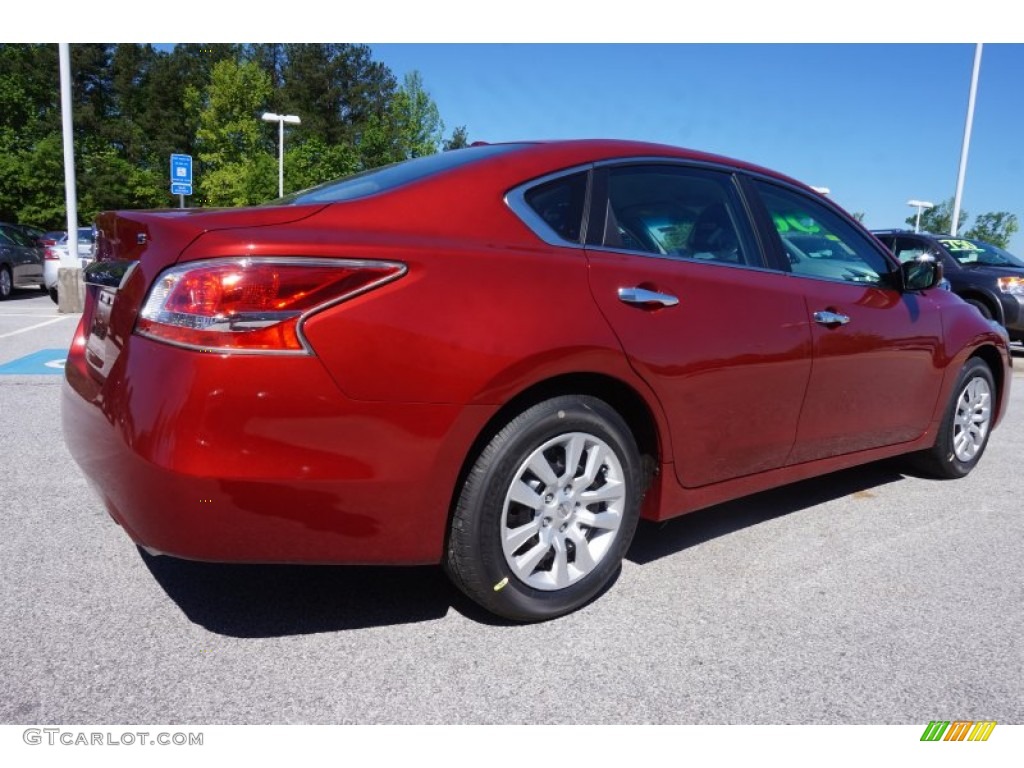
<box><xmin>43</xmin><ymin>227</ymin><xmax>95</xmax><ymax>303</ymax></box>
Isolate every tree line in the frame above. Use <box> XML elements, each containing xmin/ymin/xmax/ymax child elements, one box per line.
<box><xmin>903</xmin><ymin>199</ymin><xmax>1018</xmax><ymax>249</ymax></box>
<box><xmin>0</xmin><ymin>44</ymin><xmax>469</xmax><ymax>228</ymax></box>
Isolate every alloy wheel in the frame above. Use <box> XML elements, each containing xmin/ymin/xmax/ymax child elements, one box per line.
<box><xmin>952</xmin><ymin>376</ymin><xmax>992</xmax><ymax>462</ymax></box>
<box><xmin>500</xmin><ymin>432</ymin><xmax>626</xmax><ymax>591</ymax></box>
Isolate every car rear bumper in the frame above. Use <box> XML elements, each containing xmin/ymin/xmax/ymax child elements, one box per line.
<box><xmin>62</xmin><ymin>326</ymin><xmax>488</xmax><ymax>565</ymax></box>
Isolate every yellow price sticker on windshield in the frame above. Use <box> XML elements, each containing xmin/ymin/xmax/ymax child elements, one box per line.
<box><xmin>940</xmin><ymin>239</ymin><xmax>981</xmax><ymax>252</ymax></box>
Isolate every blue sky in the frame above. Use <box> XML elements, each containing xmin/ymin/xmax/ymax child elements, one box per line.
<box><xmin>371</xmin><ymin>43</ymin><xmax>1024</xmax><ymax>253</ymax></box>
<box><xmin>15</xmin><ymin>4</ymin><xmax>1024</xmax><ymax>252</ymax></box>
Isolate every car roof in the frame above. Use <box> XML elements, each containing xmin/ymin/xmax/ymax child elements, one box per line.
<box><xmin>872</xmin><ymin>229</ymin><xmax>960</xmax><ymax>240</ymax></box>
<box><xmin>281</xmin><ymin>139</ymin><xmax>823</xmax><ymax>211</ymax></box>
<box><xmin>487</xmin><ymin>139</ymin><xmax>813</xmax><ymax>189</ymax></box>
<box><xmin>872</xmin><ymin>230</ymin><xmax>997</xmax><ymax>243</ymax></box>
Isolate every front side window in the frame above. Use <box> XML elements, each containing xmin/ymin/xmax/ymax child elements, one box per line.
<box><xmin>754</xmin><ymin>181</ymin><xmax>893</xmax><ymax>285</ymax></box>
<box><xmin>602</xmin><ymin>165</ymin><xmax>757</xmax><ymax>266</ymax></box>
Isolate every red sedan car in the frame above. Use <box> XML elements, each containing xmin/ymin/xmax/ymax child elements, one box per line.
<box><xmin>63</xmin><ymin>140</ymin><xmax>1012</xmax><ymax>621</ymax></box>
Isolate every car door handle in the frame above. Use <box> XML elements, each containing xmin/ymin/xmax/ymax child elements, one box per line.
<box><xmin>813</xmin><ymin>310</ymin><xmax>850</xmax><ymax>326</ymax></box>
<box><xmin>618</xmin><ymin>287</ymin><xmax>679</xmax><ymax>308</ymax></box>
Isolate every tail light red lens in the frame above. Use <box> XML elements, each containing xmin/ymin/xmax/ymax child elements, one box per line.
<box><xmin>44</xmin><ymin>247</ymin><xmax>61</xmax><ymax>261</ymax></box>
<box><xmin>136</xmin><ymin>258</ymin><xmax>405</xmax><ymax>353</ymax></box>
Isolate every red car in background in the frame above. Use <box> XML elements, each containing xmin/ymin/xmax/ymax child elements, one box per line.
<box><xmin>63</xmin><ymin>140</ymin><xmax>1012</xmax><ymax>621</ymax></box>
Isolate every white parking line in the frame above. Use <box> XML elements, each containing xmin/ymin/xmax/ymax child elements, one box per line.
<box><xmin>0</xmin><ymin>313</ymin><xmax>66</xmax><ymax>318</ymax></box>
<box><xmin>0</xmin><ymin>316</ymin><xmax>74</xmax><ymax>339</ymax></box>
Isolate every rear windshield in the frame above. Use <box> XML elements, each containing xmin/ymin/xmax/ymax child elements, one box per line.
<box><xmin>275</xmin><ymin>143</ymin><xmax>528</xmax><ymax>205</ymax></box>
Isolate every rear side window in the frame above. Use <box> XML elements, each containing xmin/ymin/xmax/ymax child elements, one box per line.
<box><xmin>523</xmin><ymin>172</ymin><xmax>588</xmax><ymax>243</ymax></box>
<box><xmin>602</xmin><ymin>165</ymin><xmax>758</xmax><ymax>267</ymax></box>
<box><xmin>754</xmin><ymin>181</ymin><xmax>892</xmax><ymax>285</ymax></box>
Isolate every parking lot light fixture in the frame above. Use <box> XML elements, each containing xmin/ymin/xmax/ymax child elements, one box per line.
<box><xmin>262</xmin><ymin>112</ymin><xmax>301</xmax><ymax>198</ymax></box>
<box><xmin>907</xmin><ymin>199</ymin><xmax>935</xmax><ymax>233</ymax></box>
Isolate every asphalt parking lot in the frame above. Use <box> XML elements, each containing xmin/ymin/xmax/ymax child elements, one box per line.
<box><xmin>1</xmin><ymin>287</ymin><xmax>1022</xmax><ymax>724</ymax></box>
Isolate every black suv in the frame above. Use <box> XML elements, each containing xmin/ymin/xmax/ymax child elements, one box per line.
<box><xmin>873</xmin><ymin>230</ymin><xmax>1024</xmax><ymax>342</ymax></box>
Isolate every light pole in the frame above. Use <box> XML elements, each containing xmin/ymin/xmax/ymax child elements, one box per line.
<box><xmin>951</xmin><ymin>44</ymin><xmax>983</xmax><ymax>237</ymax></box>
<box><xmin>59</xmin><ymin>44</ymin><xmax>78</xmax><ymax>270</ymax></box>
<box><xmin>907</xmin><ymin>199</ymin><xmax>935</xmax><ymax>233</ymax></box>
<box><xmin>262</xmin><ymin>112</ymin><xmax>301</xmax><ymax>198</ymax></box>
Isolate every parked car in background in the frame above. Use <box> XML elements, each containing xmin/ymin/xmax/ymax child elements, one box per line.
<box><xmin>43</xmin><ymin>227</ymin><xmax>96</xmax><ymax>303</ymax></box>
<box><xmin>873</xmin><ymin>230</ymin><xmax>1024</xmax><ymax>343</ymax></box>
<box><xmin>11</xmin><ymin>223</ymin><xmax>48</xmax><ymax>245</ymax></box>
<box><xmin>64</xmin><ymin>140</ymin><xmax>1012</xmax><ymax>621</ymax></box>
<box><xmin>0</xmin><ymin>222</ymin><xmax>46</xmax><ymax>299</ymax></box>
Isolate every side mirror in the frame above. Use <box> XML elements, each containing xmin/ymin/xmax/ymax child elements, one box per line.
<box><xmin>901</xmin><ymin>256</ymin><xmax>943</xmax><ymax>292</ymax></box>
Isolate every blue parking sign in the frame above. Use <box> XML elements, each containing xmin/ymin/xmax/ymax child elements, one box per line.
<box><xmin>170</xmin><ymin>154</ymin><xmax>193</xmax><ymax>192</ymax></box>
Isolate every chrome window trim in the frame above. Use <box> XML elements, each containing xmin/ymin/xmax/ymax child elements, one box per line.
<box><xmin>774</xmin><ymin>270</ymin><xmax>895</xmax><ymax>290</ymax></box>
<box><xmin>506</xmin><ymin>154</ymin><xmax>883</xmax><ymax>276</ymax></box>
<box><xmin>585</xmin><ymin>243</ymin><xmax>783</xmax><ymax>274</ymax></box>
<box><xmin>504</xmin><ymin>163</ymin><xmax>595</xmax><ymax>249</ymax></box>
<box><xmin>592</xmin><ymin>155</ymin><xmax>742</xmax><ymax>175</ymax></box>
<box><xmin>507</xmin><ymin>156</ymin><xmax>759</xmax><ymax>249</ymax></box>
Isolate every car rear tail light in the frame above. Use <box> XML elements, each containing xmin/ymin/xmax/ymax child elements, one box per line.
<box><xmin>44</xmin><ymin>247</ymin><xmax>61</xmax><ymax>261</ymax></box>
<box><xmin>136</xmin><ymin>258</ymin><xmax>405</xmax><ymax>353</ymax></box>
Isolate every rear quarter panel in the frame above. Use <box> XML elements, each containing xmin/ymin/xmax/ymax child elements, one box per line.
<box><xmin>182</xmin><ymin>187</ymin><xmax>652</xmax><ymax>411</ymax></box>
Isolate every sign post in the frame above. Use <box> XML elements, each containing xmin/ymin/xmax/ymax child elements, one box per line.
<box><xmin>170</xmin><ymin>153</ymin><xmax>193</xmax><ymax>208</ymax></box>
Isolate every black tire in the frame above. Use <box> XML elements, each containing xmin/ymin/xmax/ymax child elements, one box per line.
<box><xmin>446</xmin><ymin>395</ymin><xmax>643</xmax><ymax>622</ymax></box>
<box><xmin>48</xmin><ymin>287</ymin><xmax>58</xmax><ymax>304</ymax></box>
<box><xmin>910</xmin><ymin>358</ymin><xmax>996</xmax><ymax>479</ymax></box>
<box><xmin>965</xmin><ymin>298</ymin><xmax>994</xmax><ymax>321</ymax></box>
<box><xmin>0</xmin><ymin>266</ymin><xmax>12</xmax><ymax>300</ymax></box>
